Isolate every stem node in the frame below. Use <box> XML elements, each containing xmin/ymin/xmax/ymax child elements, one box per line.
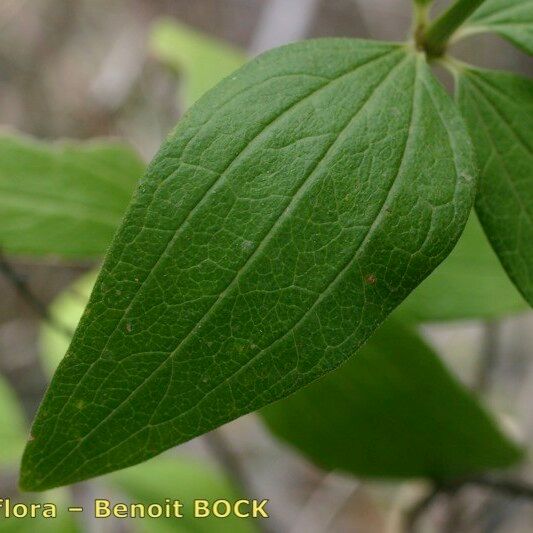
<box><xmin>420</xmin><ymin>0</ymin><xmax>487</xmax><ymax>58</ymax></box>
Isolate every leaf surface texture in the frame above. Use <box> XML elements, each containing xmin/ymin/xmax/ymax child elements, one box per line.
<box><xmin>458</xmin><ymin>68</ymin><xmax>533</xmax><ymax>305</ymax></box>
<box><xmin>21</xmin><ymin>40</ymin><xmax>475</xmax><ymax>490</ymax></box>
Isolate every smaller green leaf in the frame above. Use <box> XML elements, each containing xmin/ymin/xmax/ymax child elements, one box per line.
<box><xmin>0</xmin><ymin>375</ymin><xmax>26</xmax><ymax>466</ymax></box>
<box><xmin>108</xmin><ymin>456</ymin><xmax>257</xmax><ymax>533</ymax></box>
<box><xmin>457</xmin><ymin>67</ymin><xmax>533</xmax><ymax>306</ymax></box>
<box><xmin>150</xmin><ymin>19</ymin><xmax>246</xmax><ymax>107</ymax></box>
<box><xmin>261</xmin><ymin>319</ymin><xmax>523</xmax><ymax>480</ymax></box>
<box><xmin>460</xmin><ymin>0</ymin><xmax>533</xmax><ymax>55</ymax></box>
<box><xmin>0</xmin><ymin>132</ymin><xmax>144</xmax><ymax>258</ymax></box>
<box><xmin>400</xmin><ymin>214</ymin><xmax>527</xmax><ymax>321</ymax></box>
<box><xmin>40</xmin><ymin>271</ymin><xmax>98</xmax><ymax>377</ymax></box>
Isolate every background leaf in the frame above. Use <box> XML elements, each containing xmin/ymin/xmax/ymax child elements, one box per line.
<box><xmin>0</xmin><ymin>132</ymin><xmax>144</xmax><ymax>258</ymax></box>
<box><xmin>0</xmin><ymin>375</ymin><xmax>27</xmax><ymax>466</ymax></box>
<box><xmin>40</xmin><ymin>272</ymin><xmax>98</xmax><ymax>377</ymax></box>
<box><xmin>400</xmin><ymin>214</ymin><xmax>527</xmax><ymax>321</ymax></box>
<box><xmin>150</xmin><ymin>19</ymin><xmax>246</xmax><ymax>107</ymax></box>
<box><xmin>22</xmin><ymin>41</ymin><xmax>475</xmax><ymax>490</ymax></box>
<box><xmin>457</xmin><ymin>68</ymin><xmax>533</xmax><ymax>306</ymax></box>
<box><xmin>461</xmin><ymin>0</ymin><xmax>533</xmax><ymax>55</ymax></box>
<box><xmin>261</xmin><ymin>319</ymin><xmax>523</xmax><ymax>479</ymax></box>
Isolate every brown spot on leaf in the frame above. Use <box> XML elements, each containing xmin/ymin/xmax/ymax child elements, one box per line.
<box><xmin>365</xmin><ymin>274</ymin><xmax>377</xmax><ymax>285</ymax></box>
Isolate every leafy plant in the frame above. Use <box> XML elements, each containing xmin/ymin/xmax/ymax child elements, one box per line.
<box><xmin>8</xmin><ymin>0</ymin><xmax>532</xmax><ymax>492</ymax></box>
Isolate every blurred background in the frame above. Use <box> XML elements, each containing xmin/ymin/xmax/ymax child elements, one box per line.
<box><xmin>0</xmin><ymin>1</ymin><xmax>532</xmax><ymax>532</ymax></box>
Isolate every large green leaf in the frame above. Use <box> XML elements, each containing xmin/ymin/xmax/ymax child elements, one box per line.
<box><xmin>108</xmin><ymin>456</ymin><xmax>257</xmax><ymax>533</ymax></box>
<box><xmin>401</xmin><ymin>214</ymin><xmax>527</xmax><ymax>321</ymax></box>
<box><xmin>21</xmin><ymin>39</ymin><xmax>475</xmax><ymax>491</ymax></box>
<box><xmin>0</xmin><ymin>375</ymin><xmax>26</xmax><ymax>466</ymax></box>
<box><xmin>150</xmin><ymin>19</ymin><xmax>246</xmax><ymax>107</ymax></box>
<box><xmin>460</xmin><ymin>0</ymin><xmax>533</xmax><ymax>55</ymax></box>
<box><xmin>457</xmin><ymin>68</ymin><xmax>533</xmax><ymax>306</ymax></box>
<box><xmin>0</xmin><ymin>133</ymin><xmax>144</xmax><ymax>258</ymax></box>
<box><xmin>261</xmin><ymin>319</ymin><xmax>522</xmax><ymax>479</ymax></box>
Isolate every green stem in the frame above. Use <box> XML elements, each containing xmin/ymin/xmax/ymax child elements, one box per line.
<box><xmin>412</xmin><ymin>2</ymin><xmax>431</xmax><ymax>48</ymax></box>
<box><xmin>422</xmin><ymin>0</ymin><xmax>487</xmax><ymax>57</ymax></box>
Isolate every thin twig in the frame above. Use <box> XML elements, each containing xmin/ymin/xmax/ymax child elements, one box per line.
<box><xmin>204</xmin><ymin>429</ymin><xmax>281</xmax><ymax>533</ymax></box>
<box><xmin>465</xmin><ymin>477</ymin><xmax>533</xmax><ymax>500</ymax></box>
<box><xmin>476</xmin><ymin>320</ymin><xmax>501</xmax><ymax>392</ymax></box>
<box><xmin>406</xmin><ymin>476</ymin><xmax>533</xmax><ymax>532</ymax></box>
<box><xmin>0</xmin><ymin>251</ymin><xmax>72</xmax><ymax>338</ymax></box>
<box><xmin>405</xmin><ymin>484</ymin><xmax>443</xmax><ymax>532</ymax></box>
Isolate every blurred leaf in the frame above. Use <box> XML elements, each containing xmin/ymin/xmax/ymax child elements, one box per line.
<box><xmin>400</xmin><ymin>214</ymin><xmax>527</xmax><ymax>321</ymax></box>
<box><xmin>40</xmin><ymin>271</ymin><xmax>98</xmax><ymax>377</ymax></box>
<box><xmin>21</xmin><ymin>41</ymin><xmax>477</xmax><ymax>490</ymax></box>
<box><xmin>261</xmin><ymin>319</ymin><xmax>523</xmax><ymax>480</ymax></box>
<box><xmin>108</xmin><ymin>456</ymin><xmax>257</xmax><ymax>533</ymax></box>
<box><xmin>150</xmin><ymin>19</ymin><xmax>246</xmax><ymax>108</ymax></box>
<box><xmin>0</xmin><ymin>375</ymin><xmax>26</xmax><ymax>466</ymax></box>
<box><xmin>0</xmin><ymin>132</ymin><xmax>144</xmax><ymax>258</ymax></box>
<box><xmin>462</xmin><ymin>0</ymin><xmax>533</xmax><ymax>55</ymax></box>
<box><xmin>457</xmin><ymin>68</ymin><xmax>533</xmax><ymax>306</ymax></box>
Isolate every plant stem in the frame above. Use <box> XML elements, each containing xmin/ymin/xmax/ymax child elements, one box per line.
<box><xmin>422</xmin><ymin>0</ymin><xmax>487</xmax><ymax>57</ymax></box>
<box><xmin>476</xmin><ymin>320</ymin><xmax>500</xmax><ymax>392</ymax></box>
<box><xmin>412</xmin><ymin>2</ymin><xmax>430</xmax><ymax>50</ymax></box>
<box><xmin>0</xmin><ymin>251</ymin><xmax>72</xmax><ymax>338</ymax></box>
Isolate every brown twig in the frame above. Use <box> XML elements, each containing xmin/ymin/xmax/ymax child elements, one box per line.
<box><xmin>476</xmin><ymin>320</ymin><xmax>501</xmax><ymax>392</ymax></box>
<box><xmin>405</xmin><ymin>484</ymin><xmax>443</xmax><ymax>532</ymax></box>
<box><xmin>0</xmin><ymin>252</ymin><xmax>72</xmax><ymax>338</ymax></box>
<box><xmin>204</xmin><ymin>429</ymin><xmax>281</xmax><ymax>533</ymax></box>
<box><xmin>406</xmin><ymin>476</ymin><xmax>533</xmax><ymax>532</ymax></box>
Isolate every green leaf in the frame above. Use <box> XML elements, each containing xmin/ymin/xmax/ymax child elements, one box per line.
<box><xmin>0</xmin><ymin>375</ymin><xmax>27</xmax><ymax>466</ymax></box>
<box><xmin>150</xmin><ymin>19</ymin><xmax>246</xmax><ymax>107</ymax></box>
<box><xmin>40</xmin><ymin>272</ymin><xmax>98</xmax><ymax>377</ymax></box>
<box><xmin>400</xmin><ymin>213</ymin><xmax>527</xmax><ymax>321</ymax></box>
<box><xmin>108</xmin><ymin>456</ymin><xmax>257</xmax><ymax>533</ymax></box>
<box><xmin>261</xmin><ymin>319</ymin><xmax>523</xmax><ymax>479</ymax></box>
<box><xmin>460</xmin><ymin>0</ymin><xmax>533</xmax><ymax>55</ymax></box>
<box><xmin>457</xmin><ymin>68</ymin><xmax>533</xmax><ymax>306</ymax></box>
<box><xmin>21</xmin><ymin>40</ymin><xmax>475</xmax><ymax>491</ymax></box>
<box><xmin>0</xmin><ymin>132</ymin><xmax>144</xmax><ymax>258</ymax></box>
